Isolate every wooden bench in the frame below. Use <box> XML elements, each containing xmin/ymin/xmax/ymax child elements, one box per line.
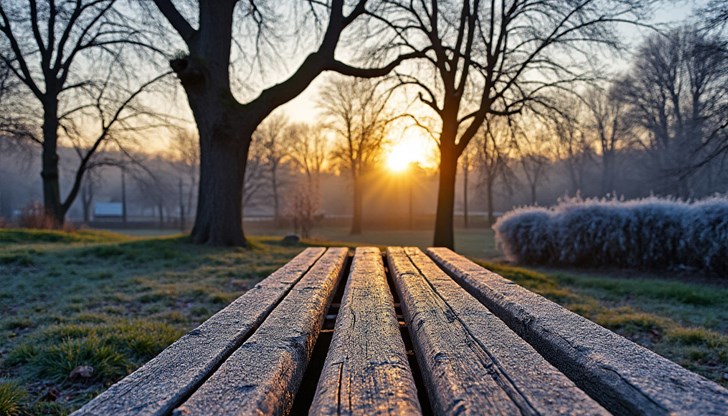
<box><xmin>73</xmin><ymin>247</ymin><xmax>728</xmax><ymax>416</ymax></box>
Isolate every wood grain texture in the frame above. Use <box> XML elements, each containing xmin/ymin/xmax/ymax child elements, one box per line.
<box><xmin>427</xmin><ymin>247</ymin><xmax>728</xmax><ymax>416</ymax></box>
<box><xmin>310</xmin><ymin>247</ymin><xmax>421</xmax><ymax>416</ymax></box>
<box><xmin>72</xmin><ymin>248</ymin><xmax>326</xmax><ymax>416</ymax></box>
<box><xmin>173</xmin><ymin>247</ymin><xmax>348</xmax><ymax>416</ymax></box>
<box><xmin>388</xmin><ymin>247</ymin><xmax>609</xmax><ymax>416</ymax></box>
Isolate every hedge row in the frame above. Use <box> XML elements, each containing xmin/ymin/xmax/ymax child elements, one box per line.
<box><xmin>492</xmin><ymin>197</ymin><xmax>728</xmax><ymax>274</ymax></box>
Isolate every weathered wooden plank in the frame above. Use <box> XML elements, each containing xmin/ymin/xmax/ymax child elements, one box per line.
<box><xmin>72</xmin><ymin>247</ymin><xmax>326</xmax><ymax>416</ymax></box>
<box><xmin>173</xmin><ymin>247</ymin><xmax>348</xmax><ymax>416</ymax></box>
<box><xmin>388</xmin><ymin>247</ymin><xmax>609</xmax><ymax>416</ymax></box>
<box><xmin>310</xmin><ymin>247</ymin><xmax>421</xmax><ymax>416</ymax></box>
<box><xmin>427</xmin><ymin>247</ymin><xmax>728</xmax><ymax>416</ymax></box>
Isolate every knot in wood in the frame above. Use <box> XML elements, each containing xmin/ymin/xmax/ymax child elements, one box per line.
<box><xmin>170</xmin><ymin>57</ymin><xmax>204</xmax><ymax>87</ymax></box>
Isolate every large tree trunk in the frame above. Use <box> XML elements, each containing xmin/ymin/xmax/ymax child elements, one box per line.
<box><xmin>155</xmin><ymin>0</ymin><xmax>401</xmax><ymax>246</ymax></box>
<box><xmin>433</xmin><ymin>145</ymin><xmax>458</xmax><ymax>249</ymax></box>
<box><xmin>350</xmin><ymin>171</ymin><xmax>362</xmax><ymax>235</ymax></box>
<box><xmin>172</xmin><ymin>2</ymin><xmax>251</xmax><ymax>246</ymax></box>
<box><xmin>176</xmin><ymin>66</ymin><xmax>250</xmax><ymax>245</ymax></box>
<box><xmin>190</xmin><ymin>115</ymin><xmax>250</xmax><ymax>246</ymax></box>
<box><xmin>41</xmin><ymin>99</ymin><xmax>64</xmax><ymax>227</ymax></box>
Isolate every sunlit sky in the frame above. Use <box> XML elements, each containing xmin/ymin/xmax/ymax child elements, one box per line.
<box><xmin>277</xmin><ymin>1</ymin><xmax>698</xmax><ymax>171</ymax></box>
<box><xmin>386</xmin><ymin>129</ymin><xmax>437</xmax><ymax>172</ymax></box>
<box><xmin>67</xmin><ymin>0</ymin><xmax>698</xmax><ymax>170</ymax></box>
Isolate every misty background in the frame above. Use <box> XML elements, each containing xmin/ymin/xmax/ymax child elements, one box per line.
<box><xmin>0</xmin><ymin>1</ymin><xmax>725</xmax><ymax>237</ymax></box>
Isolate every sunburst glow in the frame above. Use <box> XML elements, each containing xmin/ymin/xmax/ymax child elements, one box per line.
<box><xmin>385</xmin><ymin>133</ymin><xmax>432</xmax><ymax>173</ymax></box>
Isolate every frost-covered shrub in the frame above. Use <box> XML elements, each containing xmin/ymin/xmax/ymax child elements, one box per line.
<box><xmin>493</xmin><ymin>207</ymin><xmax>554</xmax><ymax>264</ymax></box>
<box><xmin>625</xmin><ymin>199</ymin><xmax>689</xmax><ymax>269</ymax></box>
<box><xmin>493</xmin><ymin>196</ymin><xmax>728</xmax><ymax>274</ymax></box>
<box><xmin>682</xmin><ymin>198</ymin><xmax>728</xmax><ymax>274</ymax></box>
<box><xmin>551</xmin><ymin>203</ymin><xmax>632</xmax><ymax>266</ymax></box>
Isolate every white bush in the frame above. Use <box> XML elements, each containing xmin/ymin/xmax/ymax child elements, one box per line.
<box><xmin>682</xmin><ymin>198</ymin><xmax>728</xmax><ymax>274</ymax></box>
<box><xmin>493</xmin><ymin>207</ymin><xmax>553</xmax><ymax>264</ymax></box>
<box><xmin>493</xmin><ymin>196</ymin><xmax>728</xmax><ymax>274</ymax></box>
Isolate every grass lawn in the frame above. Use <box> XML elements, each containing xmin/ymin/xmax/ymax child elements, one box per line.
<box><xmin>1</xmin><ymin>228</ymin><xmax>726</xmax><ymax>415</ymax></box>
<box><xmin>114</xmin><ymin>225</ymin><xmax>502</xmax><ymax>259</ymax></box>
<box><xmin>0</xmin><ymin>229</ymin><xmax>304</xmax><ymax>415</ymax></box>
<box><xmin>475</xmin><ymin>261</ymin><xmax>728</xmax><ymax>386</ymax></box>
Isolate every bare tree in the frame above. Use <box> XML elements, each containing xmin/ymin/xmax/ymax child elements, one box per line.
<box><xmin>520</xmin><ymin>154</ymin><xmax>549</xmax><ymax>205</ymax></box>
<box><xmin>319</xmin><ymin>77</ymin><xmax>391</xmax><ymax>234</ymax></box>
<box><xmin>287</xmin><ymin>123</ymin><xmax>328</xmax><ymax>190</ymax></box>
<box><xmin>169</xmin><ymin>129</ymin><xmax>199</xmax><ymax>227</ymax></box>
<box><xmin>253</xmin><ymin>114</ymin><xmax>289</xmax><ymax>226</ymax></box>
<box><xmin>286</xmin><ymin>122</ymin><xmax>328</xmax><ymax>236</ymax></box>
<box><xmin>150</xmin><ymin>0</ymin><xmax>422</xmax><ymax>245</ymax></box>
<box><xmin>131</xmin><ymin>158</ymin><xmax>177</xmax><ymax>227</ymax></box>
<box><xmin>289</xmin><ymin>185</ymin><xmax>319</xmax><ymax>239</ymax></box>
<box><xmin>548</xmin><ymin>100</ymin><xmax>593</xmax><ymax>195</ymax></box>
<box><xmin>515</xmin><ymin>124</ymin><xmax>554</xmax><ymax>205</ymax></box>
<box><xmin>80</xmin><ymin>169</ymin><xmax>102</xmax><ymax>224</ymax></box>
<box><xmin>0</xmin><ymin>0</ymin><xmax>164</xmax><ymax>226</ymax></box>
<box><xmin>460</xmin><ymin>145</ymin><xmax>475</xmax><ymax>228</ymax></box>
<box><xmin>0</xmin><ymin>53</ymin><xmax>34</xmax><ymax>145</ymax></box>
<box><xmin>475</xmin><ymin>117</ymin><xmax>514</xmax><ymax>224</ymax></box>
<box><xmin>697</xmin><ymin>0</ymin><xmax>728</xmax><ymax>34</ymax></box>
<box><xmin>286</xmin><ymin>123</ymin><xmax>328</xmax><ymax>238</ymax></box>
<box><xmin>377</xmin><ymin>0</ymin><xmax>652</xmax><ymax>248</ymax></box>
<box><xmin>583</xmin><ymin>86</ymin><xmax>627</xmax><ymax>195</ymax></box>
<box><xmin>614</xmin><ymin>27</ymin><xmax>728</xmax><ymax>196</ymax></box>
<box><xmin>243</xmin><ymin>136</ymin><xmax>268</xmax><ymax>209</ymax></box>
<box><xmin>62</xmin><ymin>72</ymin><xmax>172</xmax><ymax>222</ymax></box>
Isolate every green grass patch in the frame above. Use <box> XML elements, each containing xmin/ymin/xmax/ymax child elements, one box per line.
<box><xmin>0</xmin><ymin>228</ymin><xmax>304</xmax><ymax>414</ymax></box>
<box><xmin>2</xmin><ymin>318</ymin><xmax>34</xmax><ymax>331</ymax></box>
<box><xmin>30</xmin><ymin>336</ymin><xmax>129</xmax><ymax>384</ymax></box>
<box><xmin>473</xmin><ymin>260</ymin><xmax>580</xmax><ymax>303</ymax></box>
<box><xmin>556</xmin><ymin>274</ymin><xmax>727</xmax><ymax>306</ymax></box>
<box><xmin>0</xmin><ymin>253</ymin><xmax>35</xmax><ymax>267</ymax></box>
<box><xmin>0</xmin><ymin>381</ymin><xmax>28</xmax><ymax>416</ymax></box>
<box><xmin>0</xmin><ymin>228</ymin><xmax>130</xmax><ymax>245</ymax></box>
<box><xmin>666</xmin><ymin>327</ymin><xmax>726</xmax><ymax>348</ymax></box>
<box><xmin>472</xmin><ymin>258</ymin><xmax>728</xmax><ymax>386</ymax></box>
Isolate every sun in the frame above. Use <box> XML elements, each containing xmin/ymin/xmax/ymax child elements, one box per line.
<box><xmin>385</xmin><ymin>134</ymin><xmax>431</xmax><ymax>173</ymax></box>
<box><xmin>386</xmin><ymin>143</ymin><xmax>415</xmax><ymax>172</ymax></box>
